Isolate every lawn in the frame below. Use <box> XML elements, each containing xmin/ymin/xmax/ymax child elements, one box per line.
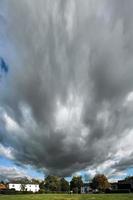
<box><xmin>0</xmin><ymin>194</ymin><xmax>133</xmax><ymax>200</ymax></box>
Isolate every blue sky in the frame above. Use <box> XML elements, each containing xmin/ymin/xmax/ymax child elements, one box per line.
<box><xmin>0</xmin><ymin>156</ymin><xmax>130</xmax><ymax>182</ymax></box>
<box><xmin>0</xmin><ymin>156</ymin><xmax>44</xmax><ymax>180</ymax></box>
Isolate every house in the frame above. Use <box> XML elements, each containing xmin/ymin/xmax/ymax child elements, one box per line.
<box><xmin>0</xmin><ymin>183</ymin><xmax>7</xmax><ymax>191</ymax></box>
<box><xmin>110</xmin><ymin>182</ymin><xmax>118</xmax><ymax>190</ymax></box>
<box><xmin>118</xmin><ymin>179</ymin><xmax>133</xmax><ymax>191</ymax></box>
<box><xmin>25</xmin><ymin>184</ymin><xmax>40</xmax><ymax>192</ymax></box>
<box><xmin>8</xmin><ymin>183</ymin><xmax>39</xmax><ymax>193</ymax></box>
<box><xmin>81</xmin><ymin>183</ymin><xmax>91</xmax><ymax>193</ymax></box>
<box><xmin>118</xmin><ymin>182</ymin><xmax>131</xmax><ymax>191</ymax></box>
<box><xmin>110</xmin><ymin>178</ymin><xmax>133</xmax><ymax>192</ymax></box>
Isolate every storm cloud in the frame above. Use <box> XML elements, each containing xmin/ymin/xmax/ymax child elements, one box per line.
<box><xmin>0</xmin><ymin>0</ymin><xmax>133</xmax><ymax>177</ymax></box>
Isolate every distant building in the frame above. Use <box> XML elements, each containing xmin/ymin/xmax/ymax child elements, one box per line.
<box><xmin>110</xmin><ymin>182</ymin><xmax>118</xmax><ymax>190</ymax></box>
<box><xmin>118</xmin><ymin>183</ymin><xmax>131</xmax><ymax>191</ymax></box>
<box><xmin>0</xmin><ymin>184</ymin><xmax>7</xmax><ymax>191</ymax></box>
<box><xmin>81</xmin><ymin>183</ymin><xmax>91</xmax><ymax>193</ymax></box>
<box><xmin>110</xmin><ymin>178</ymin><xmax>133</xmax><ymax>192</ymax></box>
<box><xmin>118</xmin><ymin>179</ymin><xmax>133</xmax><ymax>191</ymax></box>
<box><xmin>8</xmin><ymin>183</ymin><xmax>39</xmax><ymax>193</ymax></box>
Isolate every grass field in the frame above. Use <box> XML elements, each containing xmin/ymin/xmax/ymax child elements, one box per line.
<box><xmin>0</xmin><ymin>194</ymin><xmax>133</xmax><ymax>200</ymax></box>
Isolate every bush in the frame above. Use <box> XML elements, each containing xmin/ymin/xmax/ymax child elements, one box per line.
<box><xmin>38</xmin><ymin>189</ymin><xmax>45</xmax><ymax>194</ymax></box>
<box><xmin>0</xmin><ymin>189</ymin><xmax>17</xmax><ymax>195</ymax></box>
<box><xmin>106</xmin><ymin>189</ymin><xmax>130</xmax><ymax>193</ymax></box>
<box><xmin>22</xmin><ymin>191</ymin><xmax>33</xmax><ymax>194</ymax></box>
<box><xmin>0</xmin><ymin>189</ymin><xmax>35</xmax><ymax>195</ymax></box>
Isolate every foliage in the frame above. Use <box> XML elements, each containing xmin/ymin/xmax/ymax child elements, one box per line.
<box><xmin>91</xmin><ymin>174</ymin><xmax>110</xmax><ymax>191</ymax></box>
<box><xmin>45</xmin><ymin>175</ymin><xmax>61</xmax><ymax>192</ymax></box>
<box><xmin>11</xmin><ymin>177</ymin><xmax>30</xmax><ymax>184</ymax></box>
<box><xmin>20</xmin><ymin>184</ymin><xmax>26</xmax><ymax>192</ymax></box>
<box><xmin>39</xmin><ymin>181</ymin><xmax>45</xmax><ymax>189</ymax></box>
<box><xmin>125</xmin><ymin>176</ymin><xmax>133</xmax><ymax>182</ymax></box>
<box><xmin>44</xmin><ymin>176</ymin><xmax>69</xmax><ymax>193</ymax></box>
<box><xmin>38</xmin><ymin>189</ymin><xmax>45</xmax><ymax>194</ymax></box>
<box><xmin>60</xmin><ymin>178</ymin><xmax>69</xmax><ymax>192</ymax></box>
<box><xmin>10</xmin><ymin>177</ymin><xmax>40</xmax><ymax>185</ymax></box>
<box><xmin>70</xmin><ymin>176</ymin><xmax>83</xmax><ymax>193</ymax></box>
<box><xmin>31</xmin><ymin>179</ymin><xmax>40</xmax><ymax>184</ymax></box>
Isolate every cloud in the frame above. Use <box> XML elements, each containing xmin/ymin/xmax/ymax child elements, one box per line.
<box><xmin>0</xmin><ymin>0</ymin><xmax>133</xmax><ymax>177</ymax></box>
<box><xmin>0</xmin><ymin>144</ymin><xmax>14</xmax><ymax>160</ymax></box>
<box><xmin>0</xmin><ymin>166</ymin><xmax>29</xmax><ymax>181</ymax></box>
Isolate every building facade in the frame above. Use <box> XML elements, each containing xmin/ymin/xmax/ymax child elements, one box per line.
<box><xmin>8</xmin><ymin>183</ymin><xmax>39</xmax><ymax>193</ymax></box>
<box><xmin>81</xmin><ymin>183</ymin><xmax>90</xmax><ymax>193</ymax></box>
<box><xmin>0</xmin><ymin>184</ymin><xmax>7</xmax><ymax>191</ymax></box>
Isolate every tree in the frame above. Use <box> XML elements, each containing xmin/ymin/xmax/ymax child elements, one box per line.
<box><xmin>13</xmin><ymin>177</ymin><xmax>29</xmax><ymax>184</ymax></box>
<box><xmin>125</xmin><ymin>176</ymin><xmax>133</xmax><ymax>182</ymax></box>
<box><xmin>70</xmin><ymin>176</ymin><xmax>83</xmax><ymax>193</ymax></box>
<box><xmin>91</xmin><ymin>174</ymin><xmax>110</xmax><ymax>192</ymax></box>
<box><xmin>60</xmin><ymin>178</ymin><xmax>69</xmax><ymax>192</ymax></box>
<box><xmin>20</xmin><ymin>183</ymin><xmax>26</xmax><ymax>192</ymax></box>
<box><xmin>39</xmin><ymin>180</ymin><xmax>45</xmax><ymax>189</ymax></box>
<box><xmin>45</xmin><ymin>175</ymin><xmax>61</xmax><ymax>192</ymax></box>
<box><xmin>31</xmin><ymin>178</ymin><xmax>40</xmax><ymax>184</ymax></box>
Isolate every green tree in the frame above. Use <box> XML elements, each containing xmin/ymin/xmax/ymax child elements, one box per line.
<box><xmin>60</xmin><ymin>178</ymin><xmax>69</xmax><ymax>192</ymax></box>
<box><xmin>45</xmin><ymin>175</ymin><xmax>61</xmax><ymax>192</ymax></box>
<box><xmin>39</xmin><ymin>180</ymin><xmax>45</xmax><ymax>189</ymax></box>
<box><xmin>20</xmin><ymin>183</ymin><xmax>26</xmax><ymax>192</ymax></box>
<box><xmin>91</xmin><ymin>174</ymin><xmax>110</xmax><ymax>192</ymax></box>
<box><xmin>14</xmin><ymin>177</ymin><xmax>29</xmax><ymax>184</ymax></box>
<box><xmin>70</xmin><ymin>176</ymin><xmax>83</xmax><ymax>193</ymax></box>
<box><xmin>125</xmin><ymin>176</ymin><xmax>133</xmax><ymax>182</ymax></box>
<box><xmin>31</xmin><ymin>178</ymin><xmax>40</xmax><ymax>184</ymax></box>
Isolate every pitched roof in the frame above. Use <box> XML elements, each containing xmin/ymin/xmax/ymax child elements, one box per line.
<box><xmin>0</xmin><ymin>184</ymin><xmax>7</xmax><ymax>190</ymax></box>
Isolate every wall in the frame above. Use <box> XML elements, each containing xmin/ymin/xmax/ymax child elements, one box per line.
<box><xmin>8</xmin><ymin>183</ymin><xmax>39</xmax><ymax>193</ymax></box>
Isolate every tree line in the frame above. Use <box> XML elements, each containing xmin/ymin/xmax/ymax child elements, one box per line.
<box><xmin>0</xmin><ymin>174</ymin><xmax>111</xmax><ymax>193</ymax></box>
<box><xmin>39</xmin><ymin>174</ymin><xmax>110</xmax><ymax>193</ymax></box>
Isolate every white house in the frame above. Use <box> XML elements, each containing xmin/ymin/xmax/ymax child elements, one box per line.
<box><xmin>26</xmin><ymin>184</ymin><xmax>39</xmax><ymax>192</ymax></box>
<box><xmin>81</xmin><ymin>183</ymin><xmax>90</xmax><ymax>193</ymax></box>
<box><xmin>8</xmin><ymin>183</ymin><xmax>40</xmax><ymax>193</ymax></box>
<box><xmin>8</xmin><ymin>183</ymin><xmax>21</xmax><ymax>191</ymax></box>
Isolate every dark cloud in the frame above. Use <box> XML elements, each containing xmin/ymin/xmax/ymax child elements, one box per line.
<box><xmin>113</xmin><ymin>153</ymin><xmax>133</xmax><ymax>172</ymax></box>
<box><xmin>0</xmin><ymin>0</ymin><xmax>133</xmax><ymax>177</ymax></box>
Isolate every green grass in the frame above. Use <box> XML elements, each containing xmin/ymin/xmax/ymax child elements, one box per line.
<box><xmin>0</xmin><ymin>194</ymin><xmax>133</xmax><ymax>200</ymax></box>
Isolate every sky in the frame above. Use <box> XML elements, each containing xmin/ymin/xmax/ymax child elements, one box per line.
<box><xmin>0</xmin><ymin>0</ymin><xmax>133</xmax><ymax>182</ymax></box>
